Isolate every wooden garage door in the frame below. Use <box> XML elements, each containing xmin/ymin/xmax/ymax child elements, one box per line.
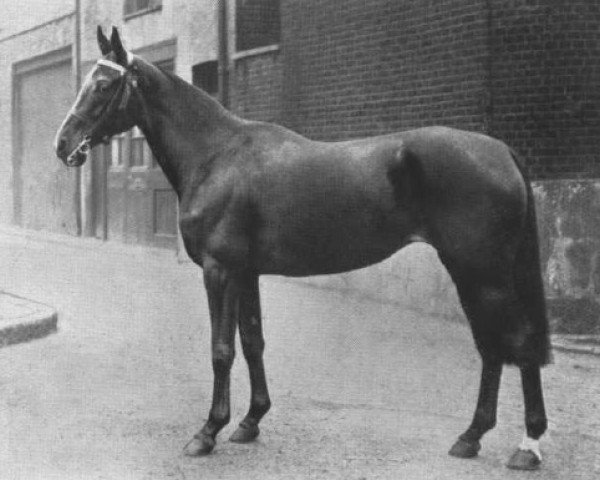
<box><xmin>14</xmin><ymin>49</ymin><xmax>78</xmax><ymax>235</ymax></box>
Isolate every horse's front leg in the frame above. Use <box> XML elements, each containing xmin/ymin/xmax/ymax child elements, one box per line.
<box><xmin>184</xmin><ymin>257</ymin><xmax>241</xmax><ymax>456</ymax></box>
<box><xmin>229</xmin><ymin>273</ymin><xmax>271</xmax><ymax>443</ymax></box>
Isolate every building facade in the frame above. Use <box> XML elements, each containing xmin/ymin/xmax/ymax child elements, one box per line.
<box><xmin>1</xmin><ymin>0</ymin><xmax>599</xmax><ymax>326</ymax></box>
<box><xmin>0</xmin><ymin>6</ymin><xmax>75</xmax><ymax>234</ymax></box>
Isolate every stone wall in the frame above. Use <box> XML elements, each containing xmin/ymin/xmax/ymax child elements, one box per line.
<box><xmin>535</xmin><ymin>180</ymin><xmax>600</xmax><ymax>333</ymax></box>
<box><xmin>299</xmin><ymin>244</ymin><xmax>464</xmax><ymax>322</ymax></box>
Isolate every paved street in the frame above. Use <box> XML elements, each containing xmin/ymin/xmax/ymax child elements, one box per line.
<box><xmin>0</xmin><ymin>228</ymin><xmax>599</xmax><ymax>479</ymax></box>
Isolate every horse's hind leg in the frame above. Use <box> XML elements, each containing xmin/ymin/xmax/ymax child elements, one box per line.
<box><xmin>447</xmin><ymin>275</ymin><xmax>508</xmax><ymax>459</ymax></box>
<box><xmin>506</xmin><ymin>365</ymin><xmax>547</xmax><ymax>470</ymax></box>
<box><xmin>448</xmin><ymin>357</ymin><xmax>502</xmax><ymax>458</ymax></box>
<box><xmin>445</xmin><ymin>264</ymin><xmax>548</xmax><ymax>469</ymax></box>
<box><xmin>229</xmin><ymin>274</ymin><xmax>271</xmax><ymax>443</ymax></box>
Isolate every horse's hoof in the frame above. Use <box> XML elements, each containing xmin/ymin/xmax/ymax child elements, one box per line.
<box><xmin>506</xmin><ymin>449</ymin><xmax>541</xmax><ymax>470</ymax></box>
<box><xmin>183</xmin><ymin>434</ymin><xmax>215</xmax><ymax>456</ymax></box>
<box><xmin>229</xmin><ymin>422</ymin><xmax>260</xmax><ymax>443</ymax></box>
<box><xmin>448</xmin><ymin>437</ymin><xmax>481</xmax><ymax>458</ymax></box>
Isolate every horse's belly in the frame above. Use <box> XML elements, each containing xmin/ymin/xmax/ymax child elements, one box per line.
<box><xmin>251</xmin><ymin>147</ymin><xmax>417</xmax><ymax>276</ymax></box>
<box><xmin>254</xmin><ymin>215</ymin><xmax>413</xmax><ymax>276</ymax></box>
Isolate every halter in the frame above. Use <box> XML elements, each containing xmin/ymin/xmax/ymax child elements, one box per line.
<box><xmin>66</xmin><ymin>58</ymin><xmax>138</xmax><ymax>142</ymax></box>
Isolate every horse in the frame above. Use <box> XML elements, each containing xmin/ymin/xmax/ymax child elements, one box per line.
<box><xmin>54</xmin><ymin>26</ymin><xmax>551</xmax><ymax>471</ymax></box>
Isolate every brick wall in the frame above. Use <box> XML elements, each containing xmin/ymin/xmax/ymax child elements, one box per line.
<box><xmin>231</xmin><ymin>0</ymin><xmax>491</xmax><ymax>137</ymax></box>
<box><xmin>489</xmin><ymin>0</ymin><xmax>600</xmax><ymax>180</ymax></box>
<box><xmin>232</xmin><ymin>0</ymin><xmax>600</xmax><ymax>179</ymax></box>
<box><xmin>231</xmin><ymin>50</ymin><xmax>283</xmax><ymax>122</ymax></box>
<box><xmin>280</xmin><ymin>0</ymin><xmax>490</xmax><ymax>140</ymax></box>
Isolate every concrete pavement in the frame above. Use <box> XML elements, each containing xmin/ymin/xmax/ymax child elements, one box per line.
<box><xmin>0</xmin><ymin>227</ymin><xmax>599</xmax><ymax>479</ymax></box>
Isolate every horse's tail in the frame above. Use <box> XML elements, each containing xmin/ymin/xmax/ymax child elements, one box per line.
<box><xmin>510</xmin><ymin>149</ymin><xmax>552</xmax><ymax>366</ymax></box>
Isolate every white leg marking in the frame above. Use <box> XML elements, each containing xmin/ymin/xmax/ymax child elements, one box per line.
<box><xmin>519</xmin><ymin>434</ymin><xmax>542</xmax><ymax>461</ymax></box>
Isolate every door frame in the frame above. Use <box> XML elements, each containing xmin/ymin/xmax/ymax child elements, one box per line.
<box><xmin>12</xmin><ymin>46</ymin><xmax>72</xmax><ymax>227</ymax></box>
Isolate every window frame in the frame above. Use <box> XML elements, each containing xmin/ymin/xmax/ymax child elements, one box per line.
<box><xmin>129</xmin><ymin>126</ymin><xmax>147</xmax><ymax>170</ymax></box>
<box><xmin>110</xmin><ymin>134</ymin><xmax>126</xmax><ymax>169</ymax></box>
<box><xmin>124</xmin><ymin>0</ymin><xmax>162</xmax><ymax>21</ymax></box>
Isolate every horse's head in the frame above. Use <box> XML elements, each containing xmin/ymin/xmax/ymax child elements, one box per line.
<box><xmin>54</xmin><ymin>26</ymin><xmax>139</xmax><ymax>167</ymax></box>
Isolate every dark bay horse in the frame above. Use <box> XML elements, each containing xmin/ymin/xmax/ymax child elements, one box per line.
<box><xmin>55</xmin><ymin>26</ymin><xmax>551</xmax><ymax>471</ymax></box>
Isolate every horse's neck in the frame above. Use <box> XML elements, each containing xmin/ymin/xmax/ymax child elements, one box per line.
<box><xmin>135</xmin><ymin>64</ymin><xmax>239</xmax><ymax>196</ymax></box>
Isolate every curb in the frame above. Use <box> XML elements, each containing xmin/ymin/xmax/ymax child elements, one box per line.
<box><xmin>551</xmin><ymin>334</ymin><xmax>600</xmax><ymax>357</ymax></box>
<box><xmin>0</xmin><ymin>292</ymin><xmax>58</xmax><ymax>348</ymax></box>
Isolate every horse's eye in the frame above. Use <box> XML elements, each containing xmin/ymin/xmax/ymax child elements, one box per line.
<box><xmin>97</xmin><ymin>83</ymin><xmax>109</xmax><ymax>93</ymax></box>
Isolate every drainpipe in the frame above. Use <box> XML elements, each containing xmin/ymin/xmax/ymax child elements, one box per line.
<box><xmin>484</xmin><ymin>0</ymin><xmax>494</xmax><ymax>136</ymax></box>
<box><xmin>74</xmin><ymin>0</ymin><xmax>95</xmax><ymax>237</ymax></box>
<box><xmin>72</xmin><ymin>0</ymin><xmax>82</xmax><ymax>236</ymax></box>
<box><xmin>217</xmin><ymin>0</ymin><xmax>230</xmax><ymax>109</ymax></box>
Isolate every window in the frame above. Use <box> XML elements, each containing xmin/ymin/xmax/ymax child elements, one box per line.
<box><xmin>192</xmin><ymin>61</ymin><xmax>219</xmax><ymax>97</ymax></box>
<box><xmin>236</xmin><ymin>0</ymin><xmax>280</xmax><ymax>52</ymax></box>
<box><xmin>130</xmin><ymin>127</ymin><xmax>146</xmax><ymax>167</ymax></box>
<box><xmin>111</xmin><ymin>135</ymin><xmax>124</xmax><ymax>167</ymax></box>
<box><xmin>124</xmin><ymin>0</ymin><xmax>162</xmax><ymax>19</ymax></box>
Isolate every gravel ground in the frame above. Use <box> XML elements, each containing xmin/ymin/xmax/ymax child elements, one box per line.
<box><xmin>0</xmin><ymin>230</ymin><xmax>599</xmax><ymax>479</ymax></box>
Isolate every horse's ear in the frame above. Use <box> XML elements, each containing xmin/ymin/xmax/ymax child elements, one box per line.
<box><xmin>110</xmin><ymin>27</ymin><xmax>129</xmax><ymax>66</ymax></box>
<box><xmin>97</xmin><ymin>25</ymin><xmax>111</xmax><ymax>55</ymax></box>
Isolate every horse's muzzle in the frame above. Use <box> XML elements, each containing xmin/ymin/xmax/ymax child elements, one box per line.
<box><xmin>65</xmin><ymin>136</ymin><xmax>91</xmax><ymax>167</ymax></box>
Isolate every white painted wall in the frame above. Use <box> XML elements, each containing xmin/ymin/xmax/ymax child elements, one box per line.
<box><xmin>81</xmin><ymin>0</ymin><xmax>218</xmax><ymax>82</ymax></box>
